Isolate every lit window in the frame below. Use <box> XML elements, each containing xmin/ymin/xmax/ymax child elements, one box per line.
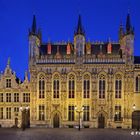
<box><xmin>39</xmin><ymin>105</ymin><xmax>45</xmax><ymax>121</ymax></box>
<box><xmin>69</xmin><ymin>75</ymin><xmax>75</xmax><ymax>98</ymax></box>
<box><xmin>68</xmin><ymin>106</ymin><xmax>74</xmax><ymax>121</ymax></box>
<box><xmin>83</xmin><ymin>106</ymin><xmax>90</xmax><ymax>121</ymax></box>
<box><xmin>53</xmin><ymin>75</ymin><xmax>59</xmax><ymax>98</ymax></box>
<box><xmin>6</xmin><ymin>79</ymin><xmax>11</xmax><ymax>88</ymax></box>
<box><xmin>136</xmin><ymin>76</ymin><xmax>140</xmax><ymax>92</ymax></box>
<box><xmin>114</xmin><ymin>105</ymin><xmax>121</xmax><ymax>121</ymax></box>
<box><xmin>14</xmin><ymin>107</ymin><xmax>19</xmax><ymax>112</ymax></box>
<box><xmin>115</xmin><ymin>75</ymin><xmax>122</xmax><ymax>98</ymax></box>
<box><xmin>23</xmin><ymin>93</ymin><xmax>30</xmax><ymax>102</ymax></box>
<box><xmin>39</xmin><ymin>75</ymin><xmax>45</xmax><ymax>98</ymax></box>
<box><xmin>14</xmin><ymin>93</ymin><xmax>19</xmax><ymax>102</ymax></box>
<box><xmin>0</xmin><ymin>93</ymin><xmax>3</xmax><ymax>102</ymax></box>
<box><xmin>83</xmin><ymin>74</ymin><xmax>90</xmax><ymax>98</ymax></box>
<box><xmin>99</xmin><ymin>75</ymin><xmax>105</xmax><ymax>98</ymax></box>
<box><xmin>0</xmin><ymin>108</ymin><xmax>3</xmax><ymax>119</ymax></box>
<box><xmin>6</xmin><ymin>93</ymin><xmax>11</xmax><ymax>102</ymax></box>
<box><xmin>6</xmin><ymin>107</ymin><xmax>11</xmax><ymax>119</ymax></box>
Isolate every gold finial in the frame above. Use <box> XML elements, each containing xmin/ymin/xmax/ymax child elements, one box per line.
<box><xmin>7</xmin><ymin>57</ymin><xmax>10</xmax><ymax>66</ymax></box>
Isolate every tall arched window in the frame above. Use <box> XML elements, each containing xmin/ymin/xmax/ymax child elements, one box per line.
<box><xmin>136</xmin><ymin>76</ymin><xmax>140</xmax><ymax>92</ymax></box>
<box><xmin>53</xmin><ymin>74</ymin><xmax>59</xmax><ymax>98</ymax></box>
<box><xmin>39</xmin><ymin>75</ymin><xmax>45</xmax><ymax>98</ymax></box>
<box><xmin>99</xmin><ymin>74</ymin><xmax>105</xmax><ymax>98</ymax></box>
<box><xmin>115</xmin><ymin>74</ymin><xmax>122</xmax><ymax>98</ymax></box>
<box><xmin>83</xmin><ymin>74</ymin><xmax>90</xmax><ymax>98</ymax></box>
<box><xmin>68</xmin><ymin>74</ymin><xmax>75</xmax><ymax>98</ymax></box>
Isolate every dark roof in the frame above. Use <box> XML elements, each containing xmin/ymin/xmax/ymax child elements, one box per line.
<box><xmin>90</xmin><ymin>43</ymin><xmax>120</xmax><ymax>55</ymax></box>
<box><xmin>134</xmin><ymin>56</ymin><xmax>140</xmax><ymax>64</ymax></box>
<box><xmin>40</xmin><ymin>42</ymin><xmax>121</xmax><ymax>57</ymax></box>
<box><xmin>40</xmin><ymin>44</ymin><xmax>74</xmax><ymax>56</ymax></box>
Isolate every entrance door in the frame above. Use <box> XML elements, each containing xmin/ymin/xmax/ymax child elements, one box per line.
<box><xmin>15</xmin><ymin>118</ymin><xmax>18</xmax><ymax>127</ymax></box>
<box><xmin>53</xmin><ymin>113</ymin><xmax>60</xmax><ymax>128</ymax></box>
<box><xmin>132</xmin><ymin>111</ymin><xmax>140</xmax><ymax>129</ymax></box>
<box><xmin>98</xmin><ymin>114</ymin><xmax>105</xmax><ymax>128</ymax></box>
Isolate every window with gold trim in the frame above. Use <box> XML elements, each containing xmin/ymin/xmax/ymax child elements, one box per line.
<box><xmin>68</xmin><ymin>74</ymin><xmax>75</xmax><ymax>98</ymax></box>
<box><xmin>99</xmin><ymin>74</ymin><xmax>105</xmax><ymax>98</ymax></box>
<box><xmin>83</xmin><ymin>74</ymin><xmax>90</xmax><ymax>98</ymax></box>
<box><xmin>39</xmin><ymin>75</ymin><xmax>45</xmax><ymax>98</ymax></box>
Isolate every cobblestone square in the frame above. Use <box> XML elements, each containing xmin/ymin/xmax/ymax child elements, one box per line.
<box><xmin>0</xmin><ymin>128</ymin><xmax>140</xmax><ymax>140</ymax></box>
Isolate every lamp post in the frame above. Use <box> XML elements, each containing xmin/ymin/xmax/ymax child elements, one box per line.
<box><xmin>20</xmin><ymin>106</ymin><xmax>29</xmax><ymax>131</ymax></box>
<box><xmin>75</xmin><ymin>106</ymin><xmax>84</xmax><ymax>131</ymax></box>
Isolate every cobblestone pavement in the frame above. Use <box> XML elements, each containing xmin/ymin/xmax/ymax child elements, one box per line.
<box><xmin>0</xmin><ymin>128</ymin><xmax>140</xmax><ymax>140</ymax></box>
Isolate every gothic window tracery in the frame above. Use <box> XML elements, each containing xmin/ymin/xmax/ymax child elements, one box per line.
<box><xmin>83</xmin><ymin>74</ymin><xmax>90</xmax><ymax>98</ymax></box>
<box><xmin>39</xmin><ymin>75</ymin><xmax>45</xmax><ymax>98</ymax></box>
<box><xmin>53</xmin><ymin>74</ymin><xmax>60</xmax><ymax>98</ymax></box>
<box><xmin>136</xmin><ymin>75</ymin><xmax>140</xmax><ymax>92</ymax></box>
<box><xmin>99</xmin><ymin>74</ymin><xmax>105</xmax><ymax>98</ymax></box>
<box><xmin>68</xmin><ymin>74</ymin><xmax>75</xmax><ymax>98</ymax></box>
<box><xmin>115</xmin><ymin>74</ymin><xmax>122</xmax><ymax>98</ymax></box>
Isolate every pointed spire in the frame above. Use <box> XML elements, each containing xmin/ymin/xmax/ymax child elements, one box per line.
<box><xmin>126</xmin><ymin>12</ymin><xmax>131</xmax><ymax>34</ymax></box>
<box><xmin>24</xmin><ymin>70</ymin><xmax>28</xmax><ymax>81</ymax></box>
<box><xmin>126</xmin><ymin>12</ymin><xmax>134</xmax><ymax>34</ymax></box>
<box><xmin>119</xmin><ymin>21</ymin><xmax>124</xmax><ymax>39</ymax></box>
<box><xmin>75</xmin><ymin>14</ymin><xmax>85</xmax><ymax>36</ymax></box>
<box><xmin>38</xmin><ymin>28</ymin><xmax>42</xmax><ymax>40</ymax></box>
<box><xmin>32</xmin><ymin>15</ymin><xmax>37</xmax><ymax>34</ymax></box>
<box><xmin>7</xmin><ymin>57</ymin><xmax>10</xmax><ymax>68</ymax></box>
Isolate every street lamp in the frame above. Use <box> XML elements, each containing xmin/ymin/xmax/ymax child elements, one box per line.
<box><xmin>133</xmin><ymin>104</ymin><xmax>136</xmax><ymax>110</ymax></box>
<box><xmin>75</xmin><ymin>106</ymin><xmax>84</xmax><ymax>131</ymax></box>
<box><xmin>20</xmin><ymin>106</ymin><xmax>29</xmax><ymax>131</ymax></box>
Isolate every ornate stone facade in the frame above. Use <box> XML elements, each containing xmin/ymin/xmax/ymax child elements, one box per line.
<box><xmin>0</xmin><ymin>14</ymin><xmax>140</xmax><ymax>128</ymax></box>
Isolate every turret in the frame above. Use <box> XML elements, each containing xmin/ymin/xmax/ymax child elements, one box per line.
<box><xmin>74</xmin><ymin>15</ymin><xmax>85</xmax><ymax>56</ymax></box>
<box><xmin>124</xmin><ymin>13</ymin><xmax>134</xmax><ymax>64</ymax></box>
<box><xmin>119</xmin><ymin>22</ymin><xmax>124</xmax><ymax>40</ymax></box>
<box><xmin>29</xmin><ymin>15</ymin><xmax>41</xmax><ymax>62</ymax></box>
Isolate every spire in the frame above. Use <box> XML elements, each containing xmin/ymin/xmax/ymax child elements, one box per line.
<box><xmin>38</xmin><ymin>28</ymin><xmax>42</xmax><ymax>40</ymax></box>
<box><xmin>32</xmin><ymin>15</ymin><xmax>37</xmax><ymax>34</ymax></box>
<box><xmin>24</xmin><ymin>70</ymin><xmax>28</xmax><ymax>81</ymax></box>
<box><xmin>7</xmin><ymin>57</ymin><xmax>10</xmax><ymax>68</ymax></box>
<box><xmin>119</xmin><ymin>22</ymin><xmax>124</xmax><ymax>39</ymax></box>
<box><xmin>126</xmin><ymin>12</ymin><xmax>134</xmax><ymax>34</ymax></box>
<box><xmin>75</xmin><ymin>14</ymin><xmax>85</xmax><ymax>36</ymax></box>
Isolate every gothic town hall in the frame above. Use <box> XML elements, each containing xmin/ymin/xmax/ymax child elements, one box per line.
<box><xmin>0</xmin><ymin>13</ymin><xmax>140</xmax><ymax>129</ymax></box>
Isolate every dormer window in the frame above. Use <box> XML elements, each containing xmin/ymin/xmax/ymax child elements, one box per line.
<box><xmin>6</xmin><ymin>79</ymin><xmax>11</xmax><ymax>88</ymax></box>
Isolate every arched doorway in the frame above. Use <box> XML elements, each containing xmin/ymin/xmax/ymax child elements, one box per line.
<box><xmin>98</xmin><ymin>113</ymin><xmax>105</xmax><ymax>128</ymax></box>
<box><xmin>132</xmin><ymin>111</ymin><xmax>140</xmax><ymax>130</ymax></box>
<box><xmin>15</xmin><ymin>118</ymin><xmax>18</xmax><ymax>127</ymax></box>
<box><xmin>53</xmin><ymin>113</ymin><xmax>60</xmax><ymax>128</ymax></box>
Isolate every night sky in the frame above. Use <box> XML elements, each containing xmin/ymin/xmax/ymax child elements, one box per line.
<box><xmin>0</xmin><ymin>0</ymin><xmax>140</xmax><ymax>80</ymax></box>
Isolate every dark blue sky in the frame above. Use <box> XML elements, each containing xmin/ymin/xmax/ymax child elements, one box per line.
<box><xmin>0</xmin><ymin>0</ymin><xmax>140</xmax><ymax>80</ymax></box>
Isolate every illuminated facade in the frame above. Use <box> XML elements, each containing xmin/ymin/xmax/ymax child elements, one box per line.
<box><xmin>0</xmin><ymin>14</ymin><xmax>140</xmax><ymax>128</ymax></box>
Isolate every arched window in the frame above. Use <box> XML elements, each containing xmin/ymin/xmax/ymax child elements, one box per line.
<box><xmin>68</xmin><ymin>74</ymin><xmax>75</xmax><ymax>98</ymax></box>
<box><xmin>83</xmin><ymin>74</ymin><xmax>90</xmax><ymax>98</ymax></box>
<box><xmin>99</xmin><ymin>74</ymin><xmax>105</xmax><ymax>98</ymax></box>
<box><xmin>53</xmin><ymin>74</ymin><xmax>59</xmax><ymax>98</ymax></box>
<box><xmin>39</xmin><ymin>75</ymin><xmax>45</xmax><ymax>98</ymax></box>
<box><xmin>136</xmin><ymin>76</ymin><xmax>140</xmax><ymax>92</ymax></box>
<box><xmin>115</xmin><ymin>74</ymin><xmax>122</xmax><ymax>98</ymax></box>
